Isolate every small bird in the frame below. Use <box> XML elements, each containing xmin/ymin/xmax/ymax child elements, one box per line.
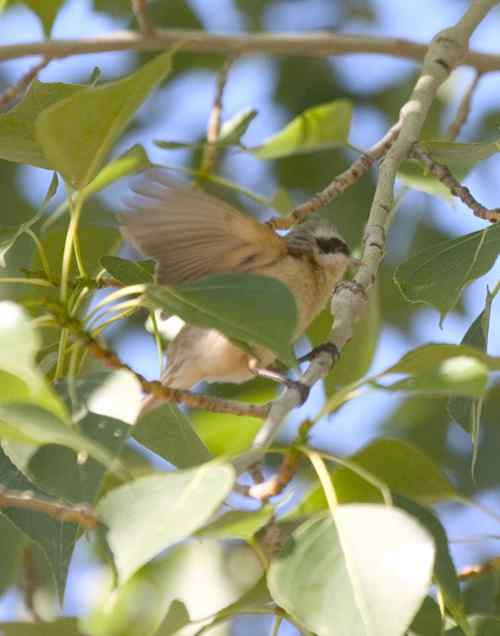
<box><xmin>120</xmin><ymin>169</ymin><xmax>352</xmax><ymax>402</ymax></box>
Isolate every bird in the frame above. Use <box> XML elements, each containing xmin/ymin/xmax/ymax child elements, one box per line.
<box><xmin>120</xmin><ymin>169</ymin><xmax>352</xmax><ymax>404</ymax></box>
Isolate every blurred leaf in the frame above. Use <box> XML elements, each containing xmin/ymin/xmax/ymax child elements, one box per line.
<box><xmin>449</xmin><ymin>286</ymin><xmax>498</xmax><ymax>473</ymax></box>
<box><xmin>446</xmin><ymin>616</ymin><xmax>500</xmax><ymax>636</ymax></box>
<box><xmin>268</xmin><ymin>506</ymin><xmax>434</xmax><ymax>636</ymax></box>
<box><xmin>0</xmin><ymin>172</ymin><xmax>58</xmax><ymax>266</ymax></box>
<box><xmin>155</xmin><ymin>600</ymin><xmax>190</xmax><ymax>636</ymax></box>
<box><xmin>0</xmin><ymin>447</ymin><xmax>78</xmax><ymax>600</ymax></box>
<box><xmin>193</xmin><ymin>410</ymin><xmax>262</xmax><ymax>456</ymax></box>
<box><xmin>197</xmin><ymin>506</ymin><xmax>273</xmax><ymax>541</ymax></box>
<box><xmin>35</xmin><ymin>51</ymin><xmax>173</xmax><ymax>187</ymax></box>
<box><xmin>133</xmin><ymin>403</ymin><xmax>212</xmax><ymax>468</ymax></box>
<box><xmin>100</xmin><ymin>255</ymin><xmax>154</xmax><ymax>285</ymax></box>
<box><xmin>384</xmin><ymin>343</ymin><xmax>500</xmax><ymax>375</ymax></box>
<box><xmin>252</xmin><ymin>100</ymin><xmax>352</xmax><ymax>159</ymax></box>
<box><xmin>97</xmin><ymin>462</ymin><xmax>235</xmax><ymax>582</ymax></box>
<box><xmin>394</xmin><ymin>223</ymin><xmax>500</xmax><ymax>322</ymax></box>
<box><xmin>396</xmin><ymin>496</ymin><xmax>469</xmax><ymax>635</ymax></box>
<box><xmin>83</xmin><ymin>144</ymin><xmax>153</xmax><ymax>199</ymax></box>
<box><xmin>0</xmin><ymin>514</ymin><xmax>27</xmax><ymax>594</ymax></box>
<box><xmin>0</xmin><ymin>403</ymin><xmax>115</xmax><ymax>468</ymax></box>
<box><xmin>463</xmin><ymin>570</ymin><xmax>500</xmax><ymax>616</ymax></box>
<box><xmin>0</xmin><ymin>618</ymin><xmax>81</xmax><ymax>635</ymax></box>
<box><xmin>0</xmin><ymin>301</ymin><xmax>65</xmax><ymax>417</ymax></box>
<box><xmin>421</xmin><ymin>139</ymin><xmax>500</xmax><ymax>175</ymax></box>
<box><xmin>0</xmin><ymin>80</ymin><xmax>83</xmax><ymax>168</ymax></box>
<box><xmin>219</xmin><ymin>107</ymin><xmax>258</xmax><ymax>145</ymax></box>
<box><xmin>145</xmin><ymin>273</ymin><xmax>298</xmax><ymax>367</ymax></box>
<box><xmin>291</xmin><ymin>438</ymin><xmax>456</xmax><ymax>518</ymax></box>
<box><xmin>270</xmin><ymin>187</ymin><xmax>294</xmax><ymax>216</ymax></box>
<box><xmin>408</xmin><ymin>596</ymin><xmax>443</xmax><ymax>636</ymax></box>
<box><xmin>84</xmin><ymin>539</ymin><xmax>261</xmax><ymax>636</ymax></box>
<box><xmin>19</xmin><ymin>0</ymin><xmax>65</xmax><ymax>35</ymax></box>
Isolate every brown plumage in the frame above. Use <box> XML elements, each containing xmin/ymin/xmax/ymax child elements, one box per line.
<box><xmin>120</xmin><ymin>169</ymin><xmax>351</xmax><ymax>392</ymax></box>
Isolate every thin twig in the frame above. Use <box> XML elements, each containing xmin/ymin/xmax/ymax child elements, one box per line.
<box><xmin>248</xmin><ymin>452</ymin><xmax>300</xmax><ymax>500</ymax></box>
<box><xmin>446</xmin><ymin>71</ymin><xmax>482</xmax><ymax>140</ymax></box>
<box><xmin>458</xmin><ymin>556</ymin><xmax>500</xmax><ymax>580</ymax></box>
<box><xmin>239</xmin><ymin>0</ymin><xmax>499</xmax><ymax>469</ymax></box>
<box><xmin>0</xmin><ymin>57</ymin><xmax>50</xmax><ymax>110</ymax></box>
<box><xmin>267</xmin><ymin>122</ymin><xmax>401</xmax><ymax>231</ymax></box>
<box><xmin>412</xmin><ymin>143</ymin><xmax>500</xmax><ymax>222</ymax></box>
<box><xmin>0</xmin><ymin>486</ymin><xmax>97</xmax><ymax>529</ymax></box>
<box><xmin>22</xmin><ymin>546</ymin><xmax>41</xmax><ymax>622</ymax></box>
<box><xmin>86</xmin><ymin>337</ymin><xmax>269</xmax><ymax>418</ymax></box>
<box><xmin>200</xmin><ymin>56</ymin><xmax>236</xmax><ymax>178</ymax></box>
<box><xmin>131</xmin><ymin>0</ymin><xmax>155</xmax><ymax>37</ymax></box>
<box><xmin>0</xmin><ymin>31</ymin><xmax>499</xmax><ymax>73</ymax></box>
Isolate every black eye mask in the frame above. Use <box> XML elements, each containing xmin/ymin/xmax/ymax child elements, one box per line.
<box><xmin>316</xmin><ymin>237</ymin><xmax>350</xmax><ymax>256</ymax></box>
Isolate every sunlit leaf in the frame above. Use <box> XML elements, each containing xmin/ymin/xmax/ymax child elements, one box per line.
<box><xmin>252</xmin><ymin>100</ymin><xmax>352</xmax><ymax>159</ymax></box>
<box><xmin>394</xmin><ymin>223</ymin><xmax>500</xmax><ymax>322</ymax></box>
<box><xmin>197</xmin><ymin>506</ymin><xmax>273</xmax><ymax>541</ymax></box>
<box><xmin>35</xmin><ymin>51</ymin><xmax>173</xmax><ymax>187</ymax></box>
<box><xmin>268</xmin><ymin>506</ymin><xmax>434</xmax><ymax>636</ymax></box>
<box><xmin>97</xmin><ymin>462</ymin><xmax>235</xmax><ymax>582</ymax></box>
<box><xmin>219</xmin><ymin>107</ymin><xmax>257</xmax><ymax>145</ymax></box>
<box><xmin>145</xmin><ymin>273</ymin><xmax>298</xmax><ymax>367</ymax></box>
<box><xmin>133</xmin><ymin>403</ymin><xmax>212</xmax><ymax>468</ymax></box>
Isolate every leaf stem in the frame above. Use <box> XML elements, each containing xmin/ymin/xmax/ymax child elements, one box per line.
<box><xmin>25</xmin><ymin>228</ymin><xmax>52</xmax><ymax>281</ymax></box>
<box><xmin>60</xmin><ymin>191</ymin><xmax>84</xmax><ymax>303</ymax></box>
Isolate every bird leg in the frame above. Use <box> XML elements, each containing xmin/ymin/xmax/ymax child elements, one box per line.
<box><xmin>248</xmin><ymin>359</ymin><xmax>310</xmax><ymax>405</ymax></box>
<box><xmin>297</xmin><ymin>343</ymin><xmax>339</xmax><ymax>364</ymax></box>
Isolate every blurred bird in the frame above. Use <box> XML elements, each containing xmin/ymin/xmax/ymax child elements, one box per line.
<box><xmin>120</xmin><ymin>169</ymin><xmax>352</xmax><ymax>403</ymax></box>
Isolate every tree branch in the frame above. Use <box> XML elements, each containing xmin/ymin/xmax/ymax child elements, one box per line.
<box><xmin>131</xmin><ymin>0</ymin><xmax>155</xmax><ymax>37</ymax></box>
<box><xmin>0</xmin><ymin>30</ymin><xmax>499</xmax><ymax>72</ymax></box>
<box><xmin>0</xmin><ymin>56</ymin><xmax>50</xmax><ymax>110</ymax></box>
<box><xmin>0</xmin><ymin>486</ymin><xmax>97</xmax><ymax>529</ymax></box>
<box><xmin>244</xmin><ymin>0</ymin><xmax>500</xmax><ymax>464</ymax></box>
<box><xmin>446</xmin><ymin>71</ymin><xmax>482</xmax><ymax>140</ymax></box>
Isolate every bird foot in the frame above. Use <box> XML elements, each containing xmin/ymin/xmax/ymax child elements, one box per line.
<box><xmin>297</xmin><ymin>343</ymin><xmax>339</xmax><ymax>364</ymax></box>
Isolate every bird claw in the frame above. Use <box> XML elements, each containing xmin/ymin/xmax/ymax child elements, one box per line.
<box><xmin>297</xmin><ymin>343</ymin><xmax>339</xmax><ymax>364</ymax></box>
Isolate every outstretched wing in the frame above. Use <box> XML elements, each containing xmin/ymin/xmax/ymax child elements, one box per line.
<box><xmin>120</xmin><ymin>170</ymin><xmax>287</xmax><ymax>285</ymax></box>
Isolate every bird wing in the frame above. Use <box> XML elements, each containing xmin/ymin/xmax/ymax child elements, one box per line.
<box><xmin>120</xmin><ymin>170</ymin><xmax>287</xmax><ymax>285</ymax></box>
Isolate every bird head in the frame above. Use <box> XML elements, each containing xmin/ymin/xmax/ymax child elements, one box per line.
<box><xmin>286</xmin><ymin>218</ymin><xmax>352</xmax><ymax>272</ymax></box>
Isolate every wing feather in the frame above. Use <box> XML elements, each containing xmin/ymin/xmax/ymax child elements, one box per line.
<box><xmin>120</xmin><ymin>169</ymin><xmax>286</xmax><ymax>284</ymax></box>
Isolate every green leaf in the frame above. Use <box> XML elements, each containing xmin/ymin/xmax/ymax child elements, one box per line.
<box><xmin>20</xmin><ymin>0</ymin><xmax>65</xmax><ymax>35</ymax></box>
<box><xmin>0</xmin><ymin>618</ymin><xmax>81</xmax><ymax>635</ymax></box>
<box><xmin>197</xmin><ymin>506</ymin><xmax>273</xmax><ymax>541</ymax></box>
<box><xmin>0</xmin><ymin>447</ymin><xmax>77</xmax><ymax>600</ymax></box>
<box><xmin>145</xmin><ymin>273</ymin><xmax>298</xmax><ymax>367</ymax></box>
<box><xmin>0</xmin><ymin>514</ymin><xmax>27</xmax><ymax>595</ymax></box>
<box><xmin>0</xmin><ymin>172</ymin><xmax>58</xmax><ymax>267</ymax></box>
<box><xmin>97</xmin><ymin>462</ymin><xmax>235</xmax><ymax>582</ymax></box>
<box><xmin>219</xmin><ymin>107</ymin><xmax>258</xmax><ymax>144</ymax></box>
<box><xmin>0</xmin><ymin>79</ymin><xmax>84</xmax><ymax>168</ymax></box>
<box><xmin>291</xmin><ymin>438</ymin><xmax>456</xmax><ymax>518</ymax></box>
<box><xmin>270</xmin><ymin>187</ymin><xmax>294</xmax><ymax>216</ymax></box>
<box><xmin>0</xmin><ymin>403</ymin><xmax>116</xmax><ymax>468</ymax></box>
<box><xmin>408</xmin><ymin>596</ymin><xmax>443</xmax><ymax>636</ymax></box>
<box><xmin>100</xmin><ymin>255</ymin><xmax>155</xmax><ymax>285</ymax></box>
<box><xmin>132</xmin><ymin>403</ymin><xmax>212</xmax><ymax>468</ymax></box>
<box><xmin>446</xmin><ymin>615</ymin><xmax>500</xmax><ymax>636</ymax></box>
<box><xmin>82</xmin><ymin>144</ymin><xmax>153</xmax><ymax>199</ymax></box>
<box><xmin>448</xmin><ymin>286</ymin><xmax>498</xmax><ymax>473</ymax></box>
<box><xmin>35</xmin><ymin>51</ymin><xmax>173</xmax><ymax>187</ymax></box>
<box><xmin>394</xmin><ymin>223</ymin><xmax>500</xmax><ymax>322</ymax></box>
<box><xmin>396</xmin><ymin>496</ymin><xmax>470</xmax><ymax>635</ymax></box>
<box><xmin>192</xmin><ymin>410</ymin><xmax>263</xmax><ymax>456</ymax></box>
<box><xmin>252</xmin><ymin>99</ymin><xmax>352</xmax><ymax>159</ymax></box>
<box><xmin>384</xmin><ymin>343</ymin><xmax>500</xmax><ymax>375</ymax></box>
<box><xmin>268</xmin><ymin>506</ymin><xmax>434</xmax><ymax>636</ymax></box>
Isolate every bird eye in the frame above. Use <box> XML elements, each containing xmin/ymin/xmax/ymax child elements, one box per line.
<box><xmin>316</xmin><ymin>237</ymin><xmax>350</xmax><ymax>256</ymax></box>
